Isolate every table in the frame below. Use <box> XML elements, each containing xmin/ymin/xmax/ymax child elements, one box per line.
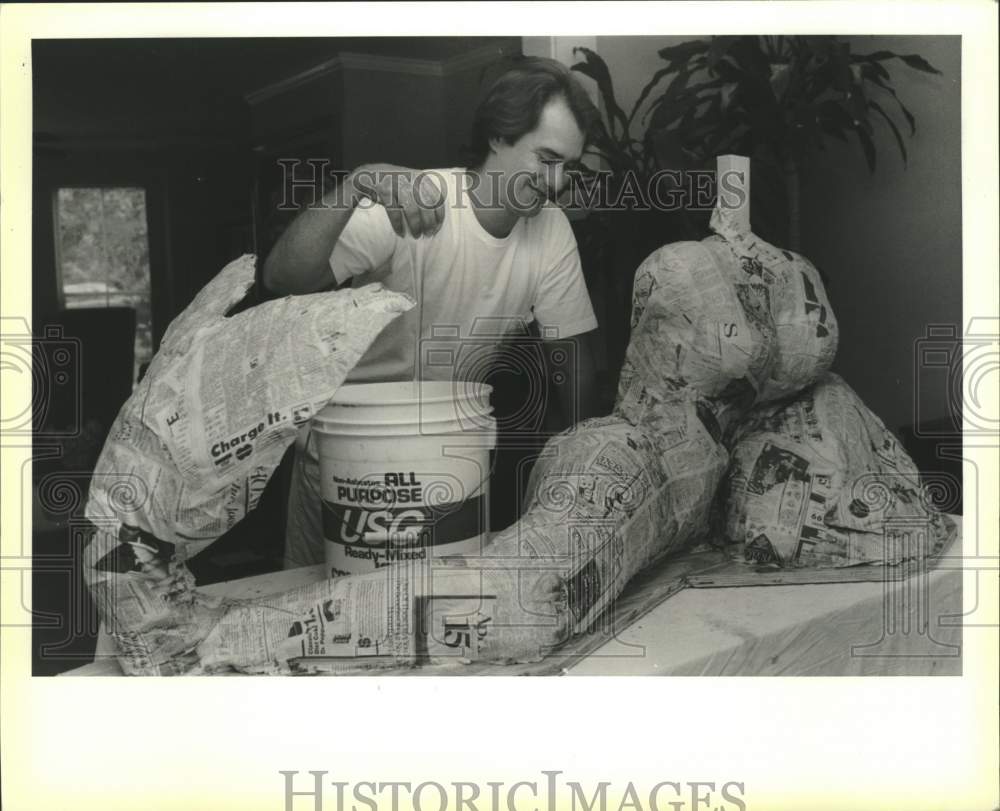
<box><xmin>62</xmin><ymin>517</ymin><xmax>962</xmax><ymax>677</ymax></box>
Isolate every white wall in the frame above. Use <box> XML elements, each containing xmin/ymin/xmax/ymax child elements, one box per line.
<box><xmin>800</xmin><ymin>36</ymin><xmax>961</xmax><ymax>434</ymax></box>
<box><xmin>595</xmin><ymin>36</ymin><xmax>690</xmax><ymax>129</ymax></box>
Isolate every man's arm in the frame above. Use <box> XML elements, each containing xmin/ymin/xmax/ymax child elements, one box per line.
<box><xmin>261</xmin><ymin>173</ymin><xmax>362</xmax><ymax>296</ymax></box>
<box><xmin>544</xmin><ymin>329</ymin><xmax>602</xmax><ymax>432</ymax></box>
<box><xmin>261</xmin><ymin>164</ymin><xmax>445</xmax><ymax>296</ymax></box>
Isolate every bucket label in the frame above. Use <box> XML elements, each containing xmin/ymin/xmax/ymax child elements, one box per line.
<box><xmin>322</xmin><ymin>471</ymin><xmax>485</xmax><ymax>570</ymax></box>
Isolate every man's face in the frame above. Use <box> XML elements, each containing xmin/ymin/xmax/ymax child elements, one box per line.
<box><xmin>489</xmin><ymin>97</ymin><xmax>585</xmax><ymax>218</ymax></box>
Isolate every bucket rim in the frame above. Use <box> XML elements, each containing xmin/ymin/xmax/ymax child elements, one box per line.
<box><xmin>315</xmin><ymin>416</ymin><xmax>495</xmax><ymax>428</ymax></box>
<box><xmin>314</xmin><ymin>424</ymin><xmax>497</xmax><ymax>438</ymax></box>
<box><xmin>326</xmin><ymin>380</ymin><xmax>493</xmax><ymax>407</ymax></box>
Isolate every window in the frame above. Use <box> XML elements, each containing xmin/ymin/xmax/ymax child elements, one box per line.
<box><xmin>54</xmin><ymin>187</ymin><xmax>153</xmax><ymax>385</ymax></box>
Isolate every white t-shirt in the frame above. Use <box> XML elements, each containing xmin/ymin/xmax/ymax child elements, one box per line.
<box><xmin>283</xmin><ymin>168</ymin><xmax>597</xmax><ymax>568</ymax></box>
<box><xmin>330</xmin><ymin>167</ymin><xmax>598</xmax><ymax>383</ymax></box>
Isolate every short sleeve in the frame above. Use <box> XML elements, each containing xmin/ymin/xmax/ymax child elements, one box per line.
<box><xmin>532</xmin><ymin>211</ymin><xmax>598</xmax><ymax>339</ymax></box>
<box><xmin>328</xmin><ymin>201</ymin><xmax>399</xmax><ymax>285</ymax></box>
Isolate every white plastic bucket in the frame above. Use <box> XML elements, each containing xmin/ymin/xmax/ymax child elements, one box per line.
<box><xmin>313</xmin><ymin>381</ymin><xmax>496</xmax><ymax>576</ymax></box>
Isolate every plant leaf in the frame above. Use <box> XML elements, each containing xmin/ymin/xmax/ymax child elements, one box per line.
<box><xmin>817</xmin><ymin>99</ymin><xmax>855</xmax><ymax>137</ymax></box>
<box><xmin>769</xmin><ymin>64</ymin><xmax>791</xmax><ymax>102</ymax></box>
<box><xmin>854</xmin><ymin>50</ymin><xmax>898</xmax><ymax>62</ymax></box>
<box><xmin>581</xmin><ymin>116</ymin><xmax>632</xmax><ymax>173</ymax></box>
<box><xmin>865</xmin><ymin>73</ymin><xmax>917</xmax><ymax>135</ymax></box>
<box><xmin>711</xmin><ymin>55</ymin><xmax>743</xmax><ymax>83</ymax></box>
<box><xmin>649</xmin><ymin>94</ymin><xmax>703</xmax><ymax>134</ymax></box>
<box><xmin>713</xmin><ymin>50</ymin><xmax>780</xmax><ymax>119</ymax></box>
<box><xmin>645</xmin><ymin>78</ymin><xmax>723</xmax><ymax>131</ymax></box>
<box><xmin>657</xmin><ymin>39</ymin><xmax>710</xmax><ymax>66</ymax></box>
<box><xmin>640</xmin><ymin>68</ymin><xmax>693</xmax><ymax>126</ymax></box>
<box><xmin>729</xmin><ymin>36</ymin><xmax>773</xmax><ymax>81</ymax></box>
<box><xmin>629</xmin><ymin>66</ymin><xmax>682</xmax><ymax>129</ymax></box>
<box><xmin>847</xmin><ymin>81</ymin><xmax>873</xmax><ymax>132</ymax></box>
<box><xmin>829</xmin><ymin>40</ymin><xmax>853</xmax><ymax>92</ymax></box>
<box><xmin>648</xmin><ymin>129</ymin><xmax>699</xmax><ymax>170</ymax></box>
<box><xmin>899</xmin><ymin>53</ymin><xmax>942</xmax><ymax>74</ymax></box>
<box><xmin>826</xmin><ymin>127</ymin><xmax>849</xmax><ymax>143</ymax></box>
<box><xmin>854</xmin><ymin>49</ymin><xmax>941</xmax><ymax>75</ymax></box>
<box><xmin>858</xmin><ymin>59</ymin><xmax>890</xmax><ymax>82</ymax></box>
<box><xmin>869</xmin><ymin>100</ymin><xmax>908</xmax><ymax>165</ymax></box>
<box><xmin>705</xmin><ymin>121</ymin><xmax>751</xmax><ymax>155</ymax></box>
<box><xmin>686</xmin><ymin>94</ymin><xmax>725</xmax><ymax>140</ymax></box>
<box><xmin>707</xmin><ymin>37</ymin><xmax>737</xmax><ymax>70</ymax></box>
<box><xmin>571</xmin><ymin>47</ymin><xmax>629</xmax><ymax>140</ymax></box>
<box><xmin>854</xmin><ymin>125</ymin><xmax>877</xmax><ymax>172</ymax></box>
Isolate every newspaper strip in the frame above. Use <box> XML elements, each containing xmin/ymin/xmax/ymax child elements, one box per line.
<box><xmin>197</xmin><ymin>564</ymin><xmax>416</xmax><ymax>674</ymax></box>
<box><xmin>724</xmin><ymin>372</ymin><xmax>953</xmax><ymax>567</ymax></box>
<box><xmin>84</xmin><ymin>525</ymin><xmax>227</xmax><ymax>675</ymax></box>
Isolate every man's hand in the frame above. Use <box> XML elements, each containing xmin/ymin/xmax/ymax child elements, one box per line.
<box><xmin>262</xmin><ymin>163</ymin><xmax>448</xmax><ymax>295</ymax></box>
<box><xmin>350</xmin><ymin>163</ymin><xmax>446</xmax><ymax>238</ymax></box>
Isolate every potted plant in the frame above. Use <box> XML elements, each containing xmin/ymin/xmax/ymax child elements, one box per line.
<box><xmin>571</xmin><ymin>36</ymin><xmax>941</xmax><ymax>248</ymax></box>
<box><xmin>566</xmin><ymin>36</ymin><xmax>940</xmax><ymax>401</ymax></box>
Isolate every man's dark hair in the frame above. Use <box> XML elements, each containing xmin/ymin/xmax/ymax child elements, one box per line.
<box><xmin>464</xmin><ymin>56</ymin><xmax>599</xmax><ymax>169</ymax></box>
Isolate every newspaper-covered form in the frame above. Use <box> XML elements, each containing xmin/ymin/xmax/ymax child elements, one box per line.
<box><xmin>618</xmin><ymin>239</ymin><xmax>776</xmax><ymax>408</ymax></box>
<box><xmin>84</xmin><ymin>525</ymin><xmax>228</xmax><ymax>675</ymax></box>
<box><xmin>85</xmin><ymin>255</ymin><xmax>414</xmax><ymax>545</ymax></box>
<box><xmin>399</xmin><ymin>248</ymin><xmax>933</xmax><ymax>659</ymax></box>
<box><xmin>523</xmin><ymin>407</ymin><xmax>726</xmax><ymax>634</ymax></box>
<box><xmin>620</xmin><ymin>209</ymin><xmax>838</xmax><ymax>429</ymax></box>
<box><xmin>81</xmin><ymin>254</ymin><xmax>414</xmax><ymax>675</ymax></box>
<box><xmin>418</xmin><ymin>523</ymin><xmax>578</xmax><ymax>663</ymax></box>
<box><xmin>724</xmin><ymin>372</ymin><xmax>953</xmax><ymax>567</ymax></box>
<box><xmin>416</xmin><ymin>404</ymin><xmax>729</xmax><ymax>663</ymax></box>
<box><xmin>197</xmin><ymin>565</ymin><xmax>416</xmax><ymax>674</ymax></box>
<box><xmin>413</xmin><ymin>206</ymin><xmax>841</xmax><ymax>663</ymax></box>
<box><xmin>710</xmin><ymin>201</ymin><xmax>839</xmax><ymax>402</ymax></box>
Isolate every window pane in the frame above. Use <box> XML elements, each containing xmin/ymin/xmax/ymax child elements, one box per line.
<box><xmin>56</xmin><ymin>187</ymin><xmax>153</xmax><ymax>385</ymax></box>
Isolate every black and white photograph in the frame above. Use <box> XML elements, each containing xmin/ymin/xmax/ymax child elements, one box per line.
<box><xmin>1</xmin><ymin>3</ymin><xmax>997</xmax><ymax>810</ymax></box>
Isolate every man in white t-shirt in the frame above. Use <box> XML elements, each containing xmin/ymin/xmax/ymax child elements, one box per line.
<box><xmin>261</xmin><ymin>57</ymin><xmax>602</xmax><ymax>568</ymax></box>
